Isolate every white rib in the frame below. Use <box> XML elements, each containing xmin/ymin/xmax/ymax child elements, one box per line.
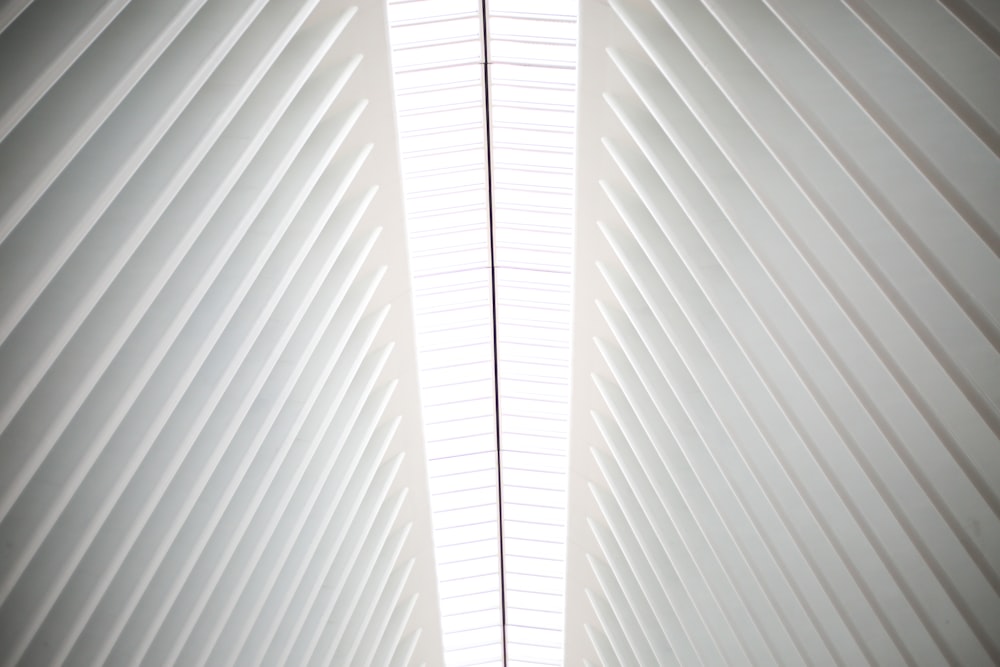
<box><xmin>0</xmin><ymin>1</ymin><xmax>444</xmax><ymax>665</ymax></box>
<box><xmin>566</xmin><ymin>0</ymin><xmax>1000</xmax><ymax>664</ymax></box>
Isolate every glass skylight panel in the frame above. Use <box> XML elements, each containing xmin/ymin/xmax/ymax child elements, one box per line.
<box><xmin>488</xmin><ymin>2</ymin><xmax>576</xmax><ymax>664</ymax></box>
<box><xmin>388</xmin><ymin>2</ymin><xmax>505</xmax><ymax>665</ymax></box>
<box><xmin>390</xmin><ymin>1</ymin><xmax>575</xmax><ymax>664</ymax></box>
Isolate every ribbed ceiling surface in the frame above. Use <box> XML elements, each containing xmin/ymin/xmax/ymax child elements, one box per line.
<box><xmin>2</xmin><ymin>0</ymin><xmax>998</xmax><ymax>665</ymax></box>
<box><xmin>0</xmin><ymin>1</ymin><xmax>442</xmax><ymax>665</ymax></box>
<box><xmin>566</xmin><ymin>0</ymin><xmax>1000</xmax><ymax>664</ymax></box>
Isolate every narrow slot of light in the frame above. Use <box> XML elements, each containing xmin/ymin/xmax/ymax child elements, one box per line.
<box><xmin>389</xmin><ymin>1</ymin><xmax>576</xmax><ymax>664</ymax></box>
<box><xmin>387</xmin><ymin>2</ymin><xmax>505</xmax><ymax>665</ymax></box>
<box><xmin>488</xmin><ymin>2</ymin><xmax>577</xmax><ymax>665</ymax></box>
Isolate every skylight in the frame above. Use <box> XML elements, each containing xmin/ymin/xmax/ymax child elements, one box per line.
<box><xmin>387</xmin><ymin>1</ymin><xmax>576</xmax><ymax>664</ymax></box>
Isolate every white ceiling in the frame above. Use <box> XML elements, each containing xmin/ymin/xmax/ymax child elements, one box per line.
<box><xmin>0</xmin><ymin>0</ymin><xmax>997</xmax><ymax>666</ymax></box>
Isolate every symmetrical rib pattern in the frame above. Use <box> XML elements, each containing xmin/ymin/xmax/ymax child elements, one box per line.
<box><xmin>566</xmin><ymin>0</ymin><xmax>1000</xmax><ymax>665</ymax></box>
<box><xmin>0</xmin><ymin>1</ymin><xmax>443</xmax><ymax>665</ymax></box>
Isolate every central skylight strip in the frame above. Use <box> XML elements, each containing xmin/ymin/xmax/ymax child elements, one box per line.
<box><xmin>387</xmin><ymin>2</ymin><xmax>506</xmax><ymax>665</ymax></box>
<box><xmin>487</xmin><ymin>2</ymin><xmax>577</xmax><ymax>665</ymax></box>
<box><xmin>389</xmin><ymin>2</ymin><xmax>576</xmax><ymax>664</ymax></box>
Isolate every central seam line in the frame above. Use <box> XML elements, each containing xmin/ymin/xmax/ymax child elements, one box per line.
<box><xmin>480</xmin><ymin>1</ymin><xmax>507</xmax><ymax>665</ymax></box>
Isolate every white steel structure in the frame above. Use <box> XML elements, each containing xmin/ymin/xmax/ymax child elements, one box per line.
<box><xmin>0</xmin><ymin>2</ymin><xmax>442</xmax><ymax>665</ymax></box>
<box><xmin>566</xmin><ymin>0</ymin><xmax>1000</xmax><ymax>665</ymax></box>
<box><xmin>0</xmin><ymin>0</ymin><xmax>998</xmax><ymax>666</ymax></box>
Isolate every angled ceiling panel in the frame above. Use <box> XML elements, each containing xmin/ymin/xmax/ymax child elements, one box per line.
<box><xmin>0</xmin><ymin>1</ymin><xmax>443</xmax><ymax>665</ymax></box>
<box><xmin>566</xmin><ymin>0</ymin><xmax>1000</xmax><ymax>665</ymax></box>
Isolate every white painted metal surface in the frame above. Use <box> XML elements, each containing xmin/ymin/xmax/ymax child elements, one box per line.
<box><xmin>0</xmin><ymin>1</ymin><xmax>443</xmax><ymax>665</ymax></box>
<box><xmin>566</xmin><ymin>0</ymin><xmax>1000</xmax><ymax>664</ymax></box>
<box><xmin>3</xmin><ymin>0</ymin><xmax>997</xmax><ymax>664</ymax></box>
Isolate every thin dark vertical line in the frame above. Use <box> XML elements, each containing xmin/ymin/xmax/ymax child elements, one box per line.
<box><xmin>480</xmin><ymin>1</ymin><xmax>507</xmax><ymax>665</ymax></box>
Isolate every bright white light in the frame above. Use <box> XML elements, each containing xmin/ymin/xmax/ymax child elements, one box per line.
<box><xmin>387</xmin><ymin>2</ymin><xmax>504</xmax><ymax>664</ymax></box>
<box><xmin>489</xmin><ymin>1</ymin><xmax>576</xmax><ymax>664</ymax></box>
<box><xmin>388</xmin><ymin>1</ymin><xmax>576</xmax><ymax>664</ymax></box>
